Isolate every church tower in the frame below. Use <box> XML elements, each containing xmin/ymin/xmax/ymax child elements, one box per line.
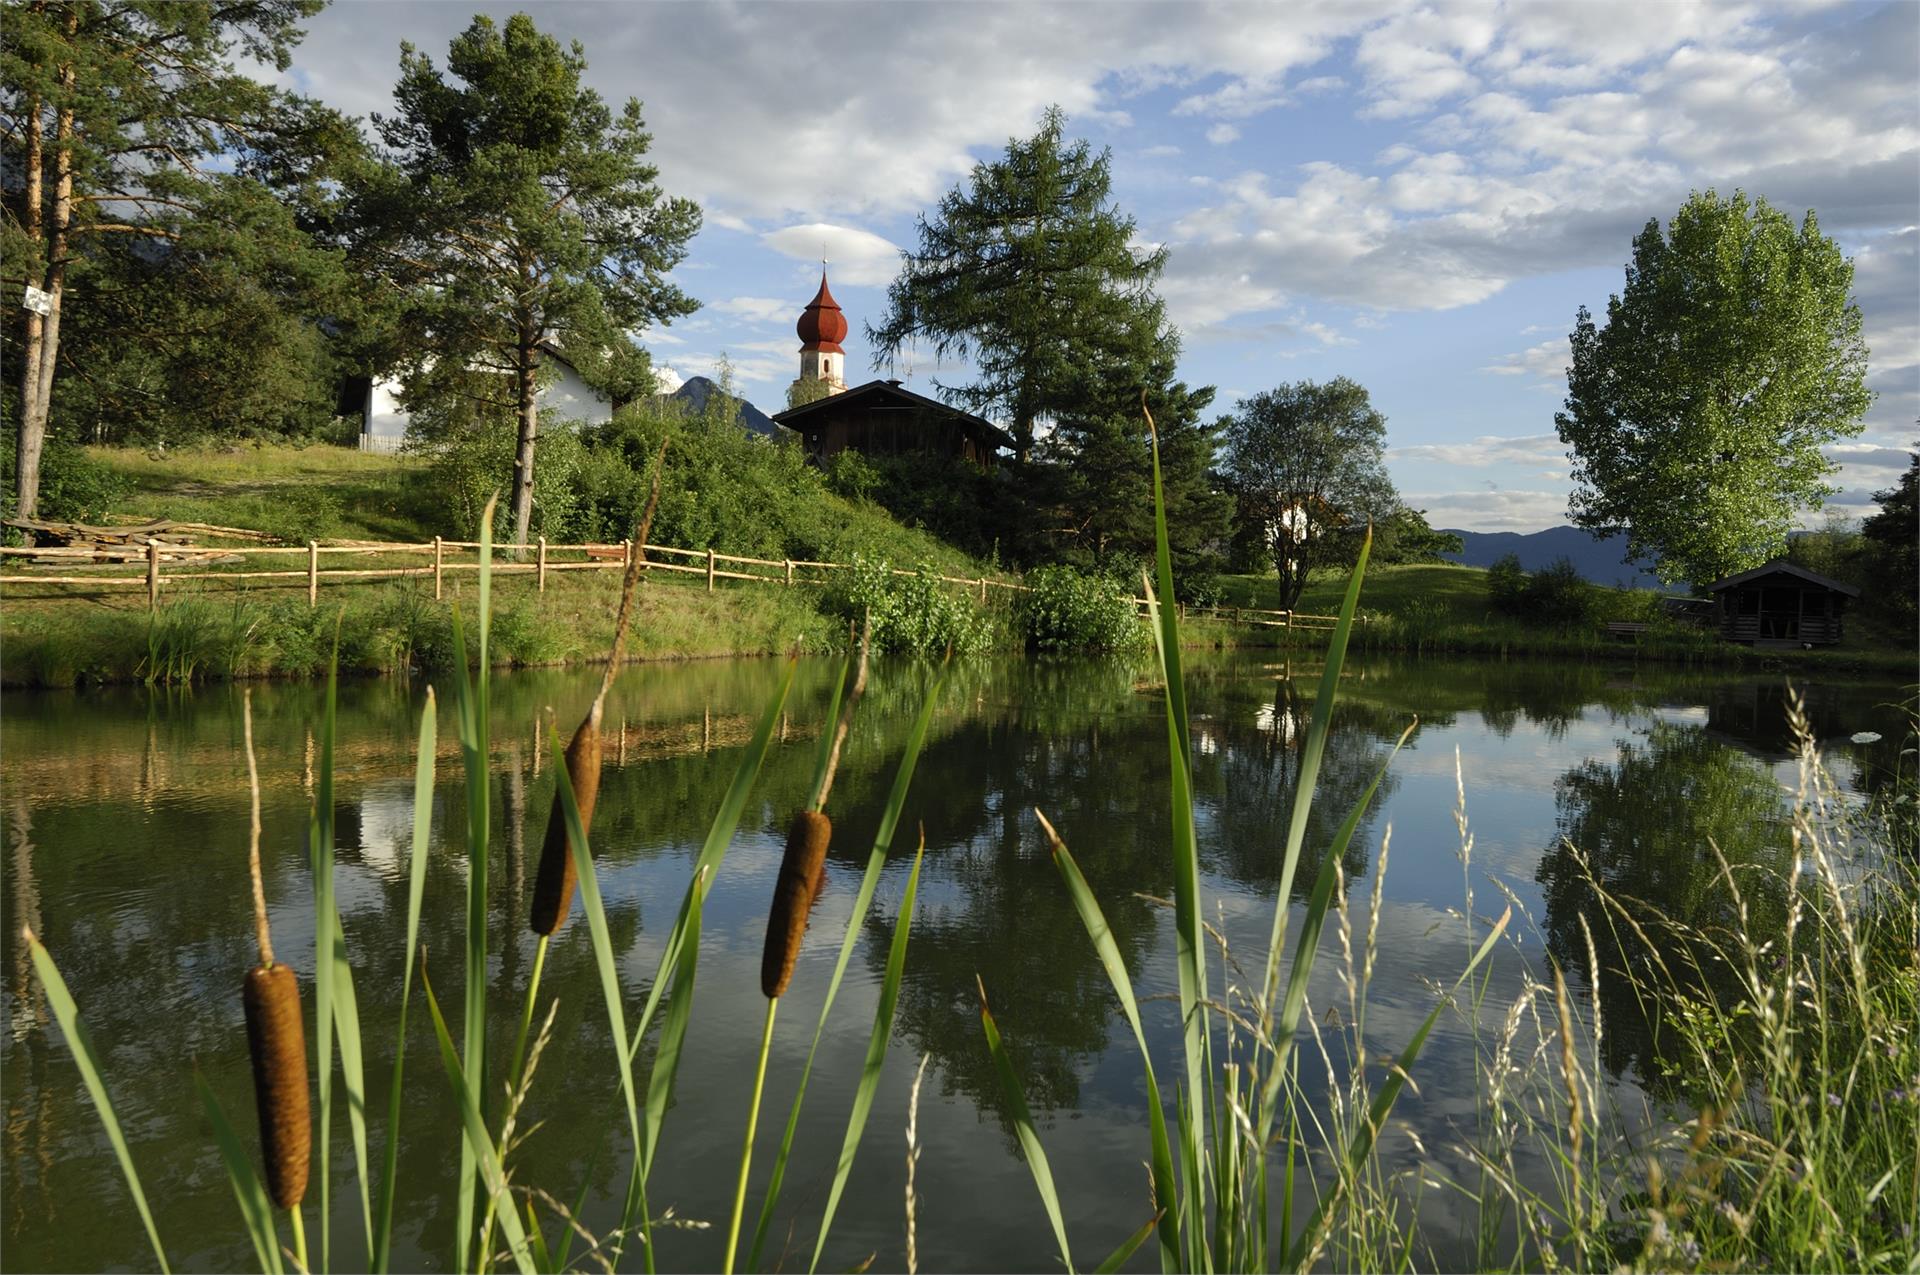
<box><xmin>791</xmin><ymin>268</ymin><xmax>848</xmax><ymax>399</ymax></box>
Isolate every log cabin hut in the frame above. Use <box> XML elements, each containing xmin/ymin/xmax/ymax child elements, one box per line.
<box><xmin>771</xmin><ymin>271</ymin><xmax>1013</xmax><ymax>469</ymax></box>
<box><xmin>1704</xmin><ymin>558</ymin><xmax>1860</xmax><ymax>646</ymax></box>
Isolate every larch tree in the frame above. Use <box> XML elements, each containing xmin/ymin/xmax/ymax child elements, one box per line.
<box><xmin>1556</xmin><ymin>189</ymin><xmax>1871</xmax><ymax>584</ymax></box>
<box><xmin>867</xmin><ymin>106</ymin><xmax>1168</xmax><ymax>461</ymax></box>
<box><xmin>359</xmin><ymin>11</ymin><xmax>700</xmax><ymax>544</ymax></box>
<box><xmin>2</xmin><ymin>0</ymin><xmax>338</xmax><ymax>518</ymax></box>
<box><xmin>1219</xmin><ymin>378</ymin><xmax>1397</xmax><ymax>611</ymax></box>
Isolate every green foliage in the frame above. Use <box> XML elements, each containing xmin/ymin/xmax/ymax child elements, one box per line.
<box><xmin>1019</xmin><ymin>564</ymin><xmax>1144</xmax><ymax>653</ymax></box>
<box><xmin>1372</xmin><ymin>505</ymin><xmax>1464</xmax><ymax>564</ymax></box>
<box><xmin>1</xmin><ymin>433</ymin><xmax>130</xmax><ymax>522</ymax></box>
<box><xmin>1859</xmin><ymin>448</ymin><xmax>1917</xmax><ymax>630</ymax></box>
<box><xmin>1219</xmin><ymin>377</ymin><xmax>1398</xmax><ymax>610</ymax></box>
<box><xmin>1485</xmin><ymin>554</ymin><xmax>1592</xmax><ymax>626</ymax></box>
<box><xmin>1557</xmin><ymin>189</ymin><xmax>1871</xmax><ymax>584</ymax></box>
<box><xmin>868</xmin><ymin>105</ymin><xmax>1169</xmax><ymax>457</ymax></box>
<box><xmin>357</xmin><ymin>11</ymin><xmax>701</xmax><ymax>541</ymax></box>
<box><xmin>832</xmin><ymin>556</ymin><xmax>996</xmax><ymax>655</ymax></box>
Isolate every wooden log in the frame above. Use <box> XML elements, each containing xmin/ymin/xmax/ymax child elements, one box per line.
<box><xmin>147</xmin><ymin>540</ymin><xmax>160</xmax><ymax>611</ymax></box>
<box><xmin>537</xmin><ymin>536</ymin><xmax>547</xmax><ymax>592</ymax></box>
<box><xmin>307</xmin><ymin>541</ymin><xmax>318</xmax><ymax>606</ymax></box>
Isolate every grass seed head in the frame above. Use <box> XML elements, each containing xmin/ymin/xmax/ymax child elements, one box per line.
<box><xmin>242</xmin><ymin>961</ymin><xmax>310</xmax><ymax>1210</ymax></box>
<box><xmin>529</xmin><ymin>713</ymin><xmax>603</xmax><ymax>936</ymax></box>
<box><xmin>762</xmin><ymin>810</ymin><xmax>832</xmax><ymax>998</ymax></box>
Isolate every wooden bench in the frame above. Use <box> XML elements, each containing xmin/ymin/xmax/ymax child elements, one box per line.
<box><xmin>1605</xmin><ymin>621</ymin><xmax>1650</xmax><ymax>640</ymax></box>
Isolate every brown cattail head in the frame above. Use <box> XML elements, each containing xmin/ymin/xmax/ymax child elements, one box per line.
<box><xmin>761</xmin><ymin>810</ymin><xmax>832</xmax><ymax>999</ymax></box>
<box><xmin>529</xmin><ymin>713</ymin><xmax>603</xmax><ymax>936</ymax></box>
<box><xmin>242</xmin><ymin>962</ymin><xmax>310</xmax><ymax>1210</ymax></box>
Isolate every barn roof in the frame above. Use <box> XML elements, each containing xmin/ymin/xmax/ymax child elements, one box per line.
<box><xmin>1705</xmin><ymin>557</ymin><xmax>1860</xmax><ymax>597</ymax></box>
<box><xmin>773</xmin><ymin>379</ymin><xmax>1016</xmax><ymax>450</ymax></box>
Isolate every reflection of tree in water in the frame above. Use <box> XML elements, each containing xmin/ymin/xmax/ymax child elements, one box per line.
<box><xmin>1536</xmin><ymin>721</ymin><xmax>1791</xmax><ymax>1091</ymax></box>
<box><xmin>864</xmin><ymin>681</ymin><xmax>1173</xmax><ymax>1126</ymax></box>
<box><xmin>1193</xmin><ymin>676</ymin><xmax>1409</xmax><ymax>894</ymax></box>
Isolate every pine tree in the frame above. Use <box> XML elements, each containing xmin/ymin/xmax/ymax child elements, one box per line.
<box><xmin>357</xmin><ymin>12</ymin><xmax>700</xmax><ymax>544</ymax></box>
<box><xmin>868</xmin><ymin>106</ymin><xmax>1167</xmax><ymax>460</ymax></box>
<box><xmin>2</xmin><ymin>0</ymin><xmax>343</xmax><ymax>517</ymax></box>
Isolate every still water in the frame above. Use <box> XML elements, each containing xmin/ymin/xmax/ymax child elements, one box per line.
<box><xmin>1</xmin><ymin>653</ymin><xmax>1907</xmax><ymax>1272</ymax></box>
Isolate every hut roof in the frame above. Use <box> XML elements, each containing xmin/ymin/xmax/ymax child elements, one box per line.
<box><xmin>773</xmin><ymin>379</ymin><xmax>1016</xmax><ymax>451</ymax></box>
<box><xmin>1705</xmin><ymin>557</ymin><xmax>1860</xmax><ymax>597</ymax></box>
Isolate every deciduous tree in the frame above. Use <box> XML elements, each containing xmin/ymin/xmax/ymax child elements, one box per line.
<box><xmin>358</xmin><ymin>12</ymin><xmax>700</xmax><ymax>544</ymax></box>
<box><xmin>1556</xmin><ymin>189</ymin><xmax>1871</xmax><ymax>584</ymax></box>
<box><xmin>1219</xmin><ymin>378</ymin><xmax>1396</xmax><ymax>610</ymax></box>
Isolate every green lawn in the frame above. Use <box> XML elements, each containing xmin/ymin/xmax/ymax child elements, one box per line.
<box><xmin>94</xmin><ymin>442</ymin><xmax>430</xmax><ymax>543</ymax></box>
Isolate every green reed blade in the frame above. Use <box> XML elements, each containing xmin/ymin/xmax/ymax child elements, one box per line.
<box><xmin>746</xmin><ymin>660</ymin><xmax>949</xmax><ymax>1274</ymax></box>
<box><xmin>1287</xmin><ymin>907</ymin><xmax>1513</xmax><ymax>1267</ymax></box>
<box><xmin>1142</xmin><ymin>411</ymin><xmax>1212</xmax><ymax>1273</ymax></box>
<box><xmin>553</xmin><ymin>1148</ymin><xmax>598</xmax><ymax>1272</ymax></box>
<box><xmin>421</xmin><ymin>957</ymin><xmax>536</xmax><ymax>1275</ymax></box>
<box><xmin>547</xmin><ymin>721</ymin><xmax>645</xmax><ymax>1272</ymax></box>
<box><xmin>24</xmin><ymin>933</ymin><xmax>171</xmax><ymax>1274</ymax></box>
<box><xmin>195</xmin><ymin>1067</ymin><xmax>283</xmax><ymax>1275</ymax></box>
<box><xmin>976</xmin><ymin>974</ymin><xmax>1074</xmax><ymax>1275</ymax></box>
<box><xmin>373</xmin><ymin>688</ymin><xmax>437</xmax><ymax>1273</ymax></box>
<box><xmin>1039</xmin><ymin>814</ymin><xmax>1181</xmax><ymax>1273</ymax></box>
<box><xmin>1259</xmin><ymin>529</ymin><xmax>1373</xmax><ymax>1015</ymax></box>
<box><xmin>449</xmin><ymin>496</ymin><xmax>497</xmax><ymax>1271</ymax></box>
<box><xmin>525</xmin><ymin>1198</ymin><xmax>550</xmax><ymax>1274</ymax></box>
<box><xmin>1259</xmin><ymin>719</ymin><xmax>1415</xmax><ymax>1132</ymax></box>
<box><xmin>328</xmin><ymin>904</ymin><xmax>373</xmax><ymax>1262</ymax></box>
<box><xmin>1094</xmin><ymin>1212</ymin><xmax>1163</xmax><ymax>1275</ymax></box>
<box><xmin>809</xmin><ymin>838</ymin><xmax>928</xmax><ymax>1275</ymax></box>
<box><xmin>312</xmin><ymin>628</ymin><xmax>340</xmax><ymax>1273</ymax></box>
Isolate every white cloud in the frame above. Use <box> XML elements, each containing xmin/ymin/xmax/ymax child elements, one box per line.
<box><xmin>1401</xmin><ymin>488</ymin><xmax>1570</xmax><ymax>533</ymax></box>
<box><xmin>1388</xmin><ymin>434</ymin><xmax>1567</xmax><ymax>468</ymax></box>
<box><xmin>1206</xmin><ymin>123</ymin><xmax>1241</xmax><ymax>146</ymax></box>
<box><xmin>1482</xmin><ymin>335</ymin><xmax>1570</xmax><ymax>381</ymax></box>
<box><xmin>761</xmin><ymin>223</ymin><xmax>901</xmax><ymax>287</ymax></box>
<box><xmin>711</xmin><ymin>296</ymin><xmax>795</xmax><ymax>325</ymax></box>
<box><xmin>1140</xmin><ymin>143</ymin><xmax>1183</xmax><ymax>159</ymax></box>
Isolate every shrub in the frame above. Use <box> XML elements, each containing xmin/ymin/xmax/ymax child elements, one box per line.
<box><xmin>1020</xmin><ymin>564</ymin><xmax>1145</xmax><ymax>653</ymax></box>
<box><xmin>832</xmin><ymin>555</ymin><xmax>996</xmax><ymax>655</ymax></box>
<box><xmin>1487</xmin><ymin>552</ymin><xmax>1528</xmax><ymax>614</ymax></box>
<box><xmin>1527</xmin><ymin>557</ymin><xmax>1593</xmax><ymax>626</ymax></box>
<box><xmin>2</xmin><ymin>436</ymin><xmax>133</xmax><ymax>524</ymax></box>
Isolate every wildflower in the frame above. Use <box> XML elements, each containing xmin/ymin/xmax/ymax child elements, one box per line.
<box><xmin>1826</xmin><ymin>1092</ymin><xmax>1843</xmax><ymax>1108</ymax></box>
<box><xmin>1673</xmin><ymin>1233</ymin><xmax>1702</xmax><ymax>1265</ymax></box>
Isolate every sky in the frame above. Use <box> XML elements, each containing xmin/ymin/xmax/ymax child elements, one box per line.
<box><xmin>266</xmin><ymin>1</ymin><xmax>1917</xmax><ymax>533</ymax></box>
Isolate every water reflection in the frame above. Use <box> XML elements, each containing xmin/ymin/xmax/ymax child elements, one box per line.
<box><xmin>1</xmin><ymin>655</ymin><xmax>1905</xmax><ymax>1273</ymax></box>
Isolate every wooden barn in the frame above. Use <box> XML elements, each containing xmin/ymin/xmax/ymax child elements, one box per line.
<box><xmin>773</xmin><ymin>378</ymin><xmax>1013</xmax><ymax>469</ymax></box>
<box><xmin>1705</xmin><ymin>558</ymin><xmax>1859</xmax><ymax>645</ymax></box>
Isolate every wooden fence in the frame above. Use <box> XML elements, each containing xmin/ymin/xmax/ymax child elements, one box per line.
<box><xmin>0</xmin><ymin>534</ymin><xmax>1343</xmax><ymax>630</ymax></box>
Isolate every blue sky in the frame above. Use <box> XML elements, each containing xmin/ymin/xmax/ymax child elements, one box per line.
<box><xmin>272</xmin><ymin>1</ymin><xmax>1917</xmax><ymax>532</ymax></box>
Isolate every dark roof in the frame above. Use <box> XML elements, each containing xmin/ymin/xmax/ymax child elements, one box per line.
<box><xmin>772</xmin><ymin>379</ymin><xmax>1016</xmax><ymax>450</ymax></box>
<box><xmin>1705</xmin><ymin>557</ymin><xmax>1861</xmax><ymax>597</ymax></box>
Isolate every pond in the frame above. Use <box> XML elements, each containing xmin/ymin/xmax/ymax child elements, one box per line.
<box><xmin>2</xmin><ymin>652</ymin><xmax>1908</xmax><ymax>1272</ymax></box>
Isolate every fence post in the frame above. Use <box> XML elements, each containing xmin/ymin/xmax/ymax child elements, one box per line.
<box><xmin>1284</xmin><ymin>610</ymin><xmax>1292</xmax><ymax>630</ymax></box>
<box><xmin>146</xmin><ymin>539</ymin><xmax>160</xmax><ymax>611</ymax></box>
<box><xmin>308</xmin><ymin>540</ymin><xmax>319</xmax><ymax>607</ymax></box>
<box><xmin>623</xmin><ymin>538</ymin><xmax>632</xmax><ymax>573</ymax></box>
<box><xmin>979</xmin><ymin>576</ymin><xmax>987</xmax><ymax>604</ymax></box>
<box><xmin>537</xmin><ymin>536</ymin><xmax>547</xmax><ymax>592</ymax></box>
<box><xmin>433</xmin><ymin>536</ymin><xmax>443</xmax><ymax>600</ymax></box>
<box><xmin>785</xmin><ymin>558</ymin><xmax>794</xmax><ymax>587</ymax></box>
<box><xmin>707</xmin><ymin>547</ymin><xmax>716</xmax><ymax>593</ymax></box>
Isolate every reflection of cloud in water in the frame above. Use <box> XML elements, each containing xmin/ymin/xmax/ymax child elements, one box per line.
<box><xmin>353</xmin><ymin>782</ymin><xmax>421</xmax><ymax>882</ymax></box>
<box><xmin>1253</xmin><ymin>698</ymin><xmax>1302</xmax><ymax>744</ymax></box>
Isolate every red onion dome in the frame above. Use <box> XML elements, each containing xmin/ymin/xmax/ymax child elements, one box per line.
<box><xmin>796</xmin><ymin>272</ymin><xmax>848</xmax><ymax>352</ymax></box>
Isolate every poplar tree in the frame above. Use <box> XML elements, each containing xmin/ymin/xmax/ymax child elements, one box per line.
<box><xmin>868</xmin><ymin>106</ymin><xmax>1167</xmax><ymax>460</ymax></box>
<box><xmin>1557</xmin><ymin>189</ymin><xmax>1870</xmax><ymax>584</ymax></box>
<box><xmin>2</xmin><ymin>0</ymin><xmax>334</xmax><ymax>519</ymax></box>
<box><xmin>359</xmin><ymin>12</ymin><xmax>700</xmax><ymax>544</ymax></box>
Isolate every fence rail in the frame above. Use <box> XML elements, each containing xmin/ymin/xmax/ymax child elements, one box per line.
<box><xmin>0</xmin><ymin>532</ymin><xmax>1343</xmax><ymax>630</ymax></box>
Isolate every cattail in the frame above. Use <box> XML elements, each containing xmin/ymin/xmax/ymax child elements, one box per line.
<box><xmin>239</xmin><ymin>690</ymin><xmax>308</xmax><ymax>1210</ymax></box>
<box><xmin>244</xmin><ymin>961</ymin><xmax>310</xmax><ymax>1209</ymax></box>
<box><xmin>528</xmin><ymin>710</ymin><xmax>603</xmax><ymax>936</ymax></box>
<box><xmin>761</xmin><ymin>810</ymin><xmax>832</xmax><ymax>998</ymax></box>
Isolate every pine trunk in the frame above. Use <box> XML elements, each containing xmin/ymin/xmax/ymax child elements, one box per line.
<box><xmin>509</xmin><ymin>338</ymin><xmax>539</xmax><ymax>546</ymax></box>
<box><xmin>16</xmin><ymin>94</ymin><xmax>46</xmax><ymax>520</ymax></box>
<box><xmin>17</xmin><ymin>37</ymin><xmax>75</xmax><ymax>524</ymax></box>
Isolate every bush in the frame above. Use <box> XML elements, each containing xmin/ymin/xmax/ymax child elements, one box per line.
<box><xmin>1020</xmin><ymin>564</ymin><xmax>1145</xmax><ymax>652</ymax></box>
<box><xmin>1527</xmin><ymin>557</ymin><xmax>1593</xmax><ymax>626</ymax></box>
<box><xmin>1</xmin><ymin>436</ymin><xmax>133</xmax><ymax>524</ymax></box>
<box><xmin>1487</xmin><ymin>553</ymin><xmax>1528</xmax><ymax>614</ymax></box>
<box><xmin>832</xmin><ymin>555</ymin><xmax>996</xmax><ymax>655</ymax></box>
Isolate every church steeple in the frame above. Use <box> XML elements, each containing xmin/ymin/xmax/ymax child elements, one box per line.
<box><xmin>792</xmin><ymin>266</ymin><xmax>847</xmax><ymax>396</ymax></box>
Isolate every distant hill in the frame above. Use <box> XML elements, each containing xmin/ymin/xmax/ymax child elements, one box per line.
<box><xmin>666</xmin><ymin>375</ymin><xmax>779</xmax><ymax>437</ymax></box>
<box><xmin>1441</xmin><ymin>526</ymin><xmax>1671</xmax><ymax>590</ymax></box>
